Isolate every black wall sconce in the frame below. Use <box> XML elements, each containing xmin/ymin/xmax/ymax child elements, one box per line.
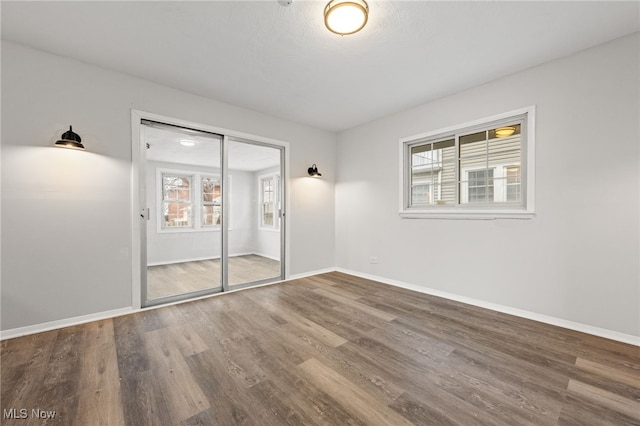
<box><xmin>308</xmin><ymin>164</ymin><xmax>322</xmax><ymax>177</ymax></box>
<box><xmin>54</xmin><ymin>126</ymin><xmax>85</xmax><ymax>150</ymax></box>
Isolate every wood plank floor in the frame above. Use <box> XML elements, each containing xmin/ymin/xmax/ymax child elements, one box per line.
<box><xmin>2</xmin><ymin>272</ymin><xmax>639</xmax><ymax>425</ymax></box>
<box><xmin>147</xmin><ymin>255</ymin><xmax>280</xmax><ymax>300</ymax></box>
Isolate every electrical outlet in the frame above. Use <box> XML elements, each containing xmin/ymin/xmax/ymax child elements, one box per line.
<box><xmin>369</xmin><ymin>256</ymin><xmax>378</xmax><ymax>264</ymax></box>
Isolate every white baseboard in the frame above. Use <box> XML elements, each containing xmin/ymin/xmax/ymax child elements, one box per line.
<box><xmin>335</xmin><ymin>268</ymin><xmax>640</xmax><ymax>347</ymax></box>
<box><xmin>148</xmin><ymin>252</ymin><xmax>280</xmax><ymax>267</ymax></box>
<box><xmin>0</xmin><ymin>266</ymin><xmax>315</xmax><ymax>340</ymax></box>
<box><xmin>148</xmin><ymin>255</ymin><xmax>220</xmax><ymax>267</ymax></box>
<box><xmin>253</xmin><ymin>252</ymin><xmax>281</xmax><ymax>262</ymax></box>
<box><xmin>289</xmin><ymin>267</ymin><xmax>337</xmax><ymax>280</ymax></box>
<box><xmin>4</xmin><ymin>268</ymin><xmax>637</xmax><ymax>346</ymax></box>
<box><xmin>0</xmin><ymin>307</ymin><xmax>134</xmax><ymax>341</ymax></box>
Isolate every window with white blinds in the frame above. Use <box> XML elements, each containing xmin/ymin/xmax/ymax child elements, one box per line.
<box><xmin>400</xmin><ymin>107</ymin><xmax>535</xmax><ymax>219</ymax></box>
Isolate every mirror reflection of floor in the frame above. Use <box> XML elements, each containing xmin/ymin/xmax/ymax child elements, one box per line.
<box><xmin>147</xmin><ymin>254</ymin><xmax>280</xmax><ymax>300</ymax></box>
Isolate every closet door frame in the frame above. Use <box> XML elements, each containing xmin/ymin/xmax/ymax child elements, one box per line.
<box><xmin>131</xmin><ymin>110</ymin><xmax>290</xmax><ymax>310</ymax></box>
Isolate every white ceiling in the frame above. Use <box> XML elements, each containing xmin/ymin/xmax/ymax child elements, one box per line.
<box><xmin>2</xmin><ymin>1</ymin><xmax>638</xmax><ymax>132</ymax></box>
<box><xmin>144</xmin><ymin>125</ymin><xmax>281</xmax><ymax>171</ymax></box>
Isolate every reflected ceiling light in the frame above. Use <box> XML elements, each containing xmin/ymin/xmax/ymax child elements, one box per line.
<box><xmin>308</xmin><ymin>164</ymin><xmax>322</xmax><ymax>177</ymax></box>
<box><xmin>324</xmin><ymin>0</ymin><xmax>368</xmax><ymax>35</ymax></box>
<box><xmin>54</xmin><ymin>125</ymin><xmax>85</xmax><ymax>150</ymax></box>
<box><xmin>495</xmin><ymin>126</ymin><xmax>516</xmax><ymax>138</ymax></box>
<box><xmin>179</xmin><ymin>139</ymin><xmax>196</xmax><ymax>147</ymax></box>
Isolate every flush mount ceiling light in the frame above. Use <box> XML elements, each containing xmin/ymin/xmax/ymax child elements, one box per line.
<box><xmin>179</xmin><ymin>139</ymin><xmax>196</xmax><ymax>147</ymax></box>
<box><xmin>54</xmin><ymin>125</ymin><xmax>85</xmax><ymax>150</ymax></box>
<box><xmin>324</xmin><ymin>0</ymin><xmax>368</xmax><ymax>35</ymax></box>
<box><xmin>495</xmin><ymin>126</ymin><xmax>516</xmax><ymax>138</ymax></box>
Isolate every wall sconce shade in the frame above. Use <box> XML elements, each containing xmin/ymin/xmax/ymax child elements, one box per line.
<box><xmin>55</xmin><ymin>126</ymin><xmax>85</xmax><ymax>150</ymax></box>
<box><xmin>308</xmin><ymin>164</ymin><xmax>322</xmax><ymax>177</ymax></box>
<box><xmin>324</xmin><ymin>0</ymin><xmax>369</xmax><ymax>35</ymax></box>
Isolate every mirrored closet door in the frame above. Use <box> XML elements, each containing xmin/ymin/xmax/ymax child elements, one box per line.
<box><xmin>139</xmin><ymin>120</ymin><xmax>285</xmax><ymax>307</ymax></box>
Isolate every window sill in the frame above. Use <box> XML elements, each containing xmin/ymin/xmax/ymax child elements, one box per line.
<box><xmin>399</xmin><ymin>209</ymin><xmax>535</xmax><ymax>220</ymax></box>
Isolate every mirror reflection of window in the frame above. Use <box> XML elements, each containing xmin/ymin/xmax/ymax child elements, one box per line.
<box><xmin>259</xmin><ymin>174</ymin><xmax>280</xmax><ymax>230</ymax></box>
<box><xmin>202</xmin><ymin>176</ymin><xmax>221</xmax><ymax>226</ymax></box>
<box><xmin>162</xmin><ymin>174</ymin><xmax>192</xmax><ymax>228</ymax></box>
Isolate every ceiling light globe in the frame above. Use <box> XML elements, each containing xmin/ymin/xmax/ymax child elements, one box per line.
<box><xmin>495</xmin><ymin>126</ymin><xmax>516</xmax><ymax>138</ymax></box>
<box><xmin>324</xmin><ymin>0</ymin><xmax>368</xmax><ymax>35</ymax></box>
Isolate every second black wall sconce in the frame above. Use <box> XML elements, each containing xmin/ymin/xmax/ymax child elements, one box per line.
<box><xmin>307</xmin><ymin>164</ymin><xmax>322</xmax><ymax>177</ymax></box>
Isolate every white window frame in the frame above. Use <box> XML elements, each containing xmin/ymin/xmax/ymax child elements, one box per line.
<box><xmin>157</xmin><ymin>168</ymin><xmax>231</xmax><ymax>233</ymax></box>
<box><xmin>504</xmin><ymin>165</ymin><xmax>521</xmax><ymax>203</ymax></box>
<box><xmin>258</xmin><ymin>172</ymin><xmax>280</xmax><ymax>231</ymax></box>
<box><xmin>462</xmin><ymin>167</ymin><xmax>495</xmax><ymax>204</ymax></box>
<box><xmin>201</xmin><ymin>174</ymin><xmax>222</xmax><ymax>228</ymax></box>
<box><xmin>459</xmin><ymin>164</ymin><xmax>522</xmax><ymax>204</ymax></box>
<box><xmin>160</xmin><ymin>171</ymin><xmax>193</xmax><ymax>230</ymax></box>
<box><xmin>399</xmin><ymin>106</ymin><xmax>535</xmax><ymax>219</ymax></box>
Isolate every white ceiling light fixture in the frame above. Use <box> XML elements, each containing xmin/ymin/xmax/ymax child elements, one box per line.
<box><xmin>179</xmin><ymin>139</ymin><xmax>196</xmax><ymax>147</ymax></box>
<box><xmin>324</xmin><ymin>0</ymin><xmax>369</xmax><ymax>36</ymax></box>
<box><xmin>495</xmin><ymin>126</ymin><xmax>516</xmax><ymax>138</ymax></box>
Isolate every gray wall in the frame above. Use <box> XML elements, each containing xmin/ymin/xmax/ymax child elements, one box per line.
<box><xmin>1</xmin><ymin>41</ymin><xmax>336</xmax><ymax>331</ymax></box>
<box><xmin>3</xmin><ymin>34</ymin><xmax>638</xmax><ymax>340</ymax></box>
<box><xmin>335</xmin><ymin>33</ymin><xmax>640</xmax><ymax>338</ymax></box>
